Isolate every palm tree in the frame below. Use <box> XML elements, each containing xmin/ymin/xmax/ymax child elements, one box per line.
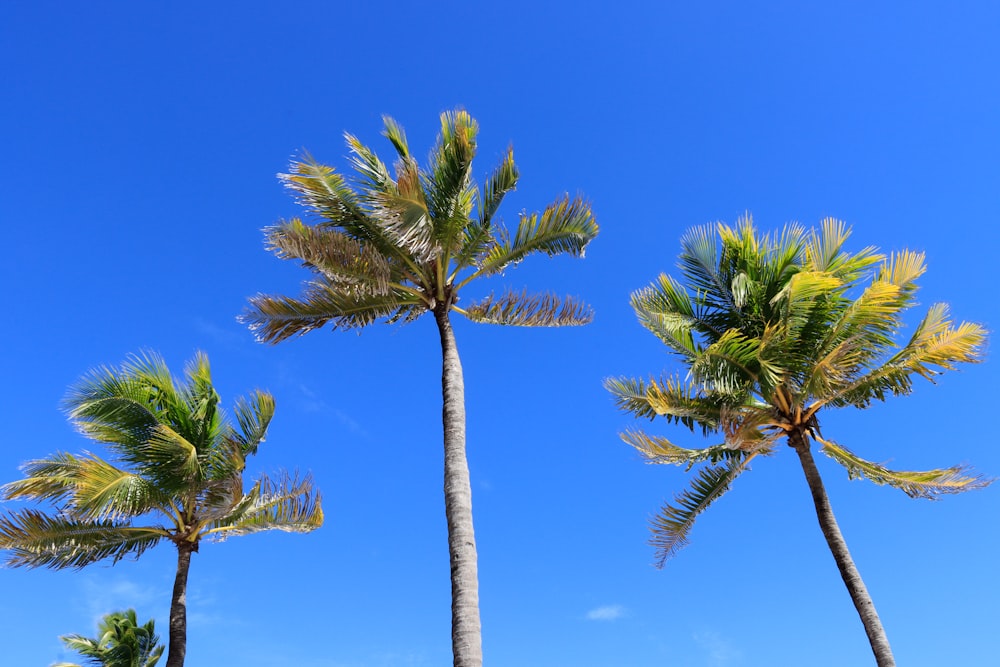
<box><xmin>53</xmin><ymin>609</ymin><xmax>164</xmax><ymax>667</ymax></box>
<box><xmin>0</xmin><ymin>352</ymin><xmax>323</xmax><ymax>667</ymax></box>
<box><xmin>606</xmin><ymin>216</ymin><xmax>989</xmax><ymax>666</ymax></box>
<box><xmin>241</xmin><ymin>109</ymin><xmax>598</xmax><ymax>667</ymax></box>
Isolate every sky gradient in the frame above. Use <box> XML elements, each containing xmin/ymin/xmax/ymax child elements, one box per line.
<box><xmin>3</xmin><ymin>2</ymin><xmax>999</xmax><ymax>666</ymax></box>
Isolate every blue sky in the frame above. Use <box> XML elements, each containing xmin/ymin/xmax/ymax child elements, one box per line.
<box><xmin>2</xmin><ymin>2</ymin><xmax>999</xmax><ymax>665</ymax></box>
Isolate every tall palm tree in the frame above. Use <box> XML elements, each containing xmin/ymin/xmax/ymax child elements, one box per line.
<box><xmin>53</xmin><ymin>609</ymin><xmax>164</xmax><ymax>667</ymax></box>
<box><xmin>241</xmin><ymin>109</ymin><xmax>598</xmax><ymax>667</ymax></box>
<box><xmin>0</xmin><ymin>352</ymin><xmax>323</xmax><ymax>667</ymax></box>
<box><xmin>606</xmin><ymin>216</ymin><xmax>989</xmax><ymax>666</ymax></box>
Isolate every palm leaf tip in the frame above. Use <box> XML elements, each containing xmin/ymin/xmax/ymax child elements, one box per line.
<box><xmin>819</xmin><ymin>438</ymin><xmax>994</xmax><ymax>498</ymax></box>
<box><xmin>649</xmin><ymin>457</ymin><xmax>750</xmax><ymax>567</ymax></box>
<box><xmin>462</xmin><ymin>289</ymin><xmax>593</xmax><ymax>326</ymax></box>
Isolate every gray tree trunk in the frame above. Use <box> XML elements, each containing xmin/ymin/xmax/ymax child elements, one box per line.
<box><xmin>789</xmin><ymin>429</ymin><xmax>895</xmax><ymax>667</ymax></box>
<box><xmin>165</xmin><ymin>542</ymin><xmax>194</xmax><ymax>667</ymax></box>
<box><xmin>434</xmin><ymin>303</ymin><xmax>483</xmax><ymax>667</ymax></box>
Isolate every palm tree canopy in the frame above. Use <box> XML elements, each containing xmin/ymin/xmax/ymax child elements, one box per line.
<box><xmin>606</xmin><ymin>215</ymin><xmax>990</xmax><ymax>565</ymax></box>
<box><xmin>0</xmin><ymin>352</ymin><xmax>323</xmax><ymax>569</ymax></box>
<box><xmin>241</xmin><ymin>109</ymin><xmax>599</xmax><ymax>342</ymax></box>
<box><xmin>53</xmin><ymin>608</ymin><xmax>164</xmax><ymax>667</ymax></box>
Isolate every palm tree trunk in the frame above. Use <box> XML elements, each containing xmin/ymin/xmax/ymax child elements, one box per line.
<box><xmin>434</xmin><ymin>303</ymin><xmax>483</xmax><ymax>667</ymax></box>
<box><xmin>789</xmin><ymin>429</ymin><xmax>895</xmax><ymax>667</ymax></box>
<box><xmin>165</xmin><ymin>541</ymin><xmax>194</xmax><ymax>667</ymax></box>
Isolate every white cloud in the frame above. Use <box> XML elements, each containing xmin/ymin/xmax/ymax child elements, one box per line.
<box><xmin>586</xmin><ymin>604</ymin><xmax>626</xmax><ymax>621</ymax></box>
<box><xmin>694</xmin><ymin>630</ymin><xmax>742</xmax><ymax>667</ymax></box>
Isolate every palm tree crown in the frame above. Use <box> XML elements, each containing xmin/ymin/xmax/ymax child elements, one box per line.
<box><xmin>54</xmin><ymin>609</ymin><xmax>164</xmax><ymax>667</ymax></box>
<box><xmin>607</xmin><ymin>216</ymin><xmax>988</xmax><ymax>665</ymax></box>
<box><xmin>0</xmin><ymin>352</ymin><xmax>322</xmax><ymax>667</ymax></box>
<box><xmin>241</xmin><ymin>108</ymin><xmax>598</xmax><ymax>339</ymax></box>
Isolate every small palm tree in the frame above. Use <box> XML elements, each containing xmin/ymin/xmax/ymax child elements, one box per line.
<box><xmin>241</xmin><ymin>109</ymin><xmax>598</xmax><ymax>667</ymax></box>
<box><xmin>53</xmin><ymin>609</ymin><xmax>164</xmax><ymax>667</ymax></box>
<box><xmin>0</xmin><ymin>352</ymin><xmax>323</xmax><ymax>667</ymax></box>
<box><xmin>606</xmin><ymin>217</ymin><xmax>989</xmax><ymax>666</ymax></box>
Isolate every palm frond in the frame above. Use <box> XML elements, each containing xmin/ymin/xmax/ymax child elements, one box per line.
<box><xmin>474</xmin><ymin>195</ymin><xmax>597</xmax><ymax>276</ymax></box>
<box><xmin>677</xmin><ymin>223</ymin><xmax>736</xmax><ymax>315</ymax></box>
<box><xmin>67</xmin><ymin>456</ymin><xmax>160</xmax><ymax>521</ymax></box>
<box><xmin>345</xmin><ymin>133</ymin><xmax>396</xmax><ymax>196</ymax></box>
<box><xmin>461</xmin><ymin>289</ymin><xmax>593</xmax><ymax>326</ymax></box>
<box><xmin>243</xmin><ymin>283</ymin><xmax>425</xmax><ymax>342</ymax></box>
<box><xmin>828</xmin><ymin>304</ymin><xmax>986</xmax><ymax>407</ymax></box>
<box><xmin>279</xmin><ymin>157</ymin><xmax>401</xmax><ymax>260</ymax></box>
<box><xmin>804</xmin><ymin>218</ymin><xmax>881</xmax><ymax>280</ymax></box>
<box><xmin>649</xmin><ymin>454</ymin><xmax>755</xmax><ymax>567</ymax></box>
<box><xmin>629</xmin><ymin>275</ymin><xmax>700</xmax><ymax>359</ymax></box>
<box><xmin>644</xmin><ymin>376</ymin><xmax>723</xmax><ymax>433</ymax></box>
<box><xmin>369</xmin><ymin>158</ymin><xmax>437</xmax><ymax>263</ymax></box>
<box><xmin>691</xmin><ymin>329</ymin><xmax>761</xmax><ymax>393</ymax></box>
<box><xmin>0</xmin><ymin>510</ymin><xmax>164</xmax><ymax>569</ymax></box>
<box><xmin>621</xmin><ymin>429</ymin><xmax>740</xmax><ymax>468</ymax></box>
<box><xmin>207</xmin><ymin>472</ymin><xmax>323</xmax><ymax>538</ymax></box>
<box><xmin>818</xmin><ymin>436</ymin><xmax>993</xmax><ymax>498</ymax></box>
<box><xmin>425</xmin><ymin>109</ymin><xmax>478</xmax><ymax>252</ymax></box>
<box><xmin>478</xmin><ymin>145</ymin><xmax>518</xmax><ymax>228</ymax></box>
<box><xmin>63</xmin><ymin>373</ymin><xmax>159</xmax><ymax>450</ymax></box>
<box><xmin>265</xmin><ymin>219</ymin><xmax>395</xmax><ymax>294</ymax></box>
<box><xmin>2</xmin><ymin>452</ymin><xmax>89</xmax><ymax>505</ymax></box>
<box><xmin>381</xmin><ymin>114</ymin><xmax>410</xmax><ymax>159</ymax></box>
<box><xmin>230</xmin><ymin>390</ymin><xmax>275</xmax><ymax>457</ymax></box>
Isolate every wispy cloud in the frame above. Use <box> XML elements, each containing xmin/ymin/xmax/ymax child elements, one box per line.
<box><xmin>79</xmin><ymin>574</ymin><xmax>165</xmax><ymax>624</ymax></box>
<box><xmin>194</xmin><ymin>318</ymin><xmax>245</xmax><ymax>346</ymax></box>
<box><xmin>297</xmin><ymin>384</ymin><xmax>370</xmax><ymax>438</ymax></box>
<box><xmin>586</xmin><ymin>604</ymin><xmax>626</xmax><ymax>621</ymax></box>
<box><xmin>694</xmin><ymin>630</ymin><xmax>742</xmax><ymax>667</ymax></box>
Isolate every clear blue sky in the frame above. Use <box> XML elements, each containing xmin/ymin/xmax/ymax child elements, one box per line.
<box><xmin>3</xmin><ymin>2</ymin><xmax>998</xmax><ymax>665</ymax></box>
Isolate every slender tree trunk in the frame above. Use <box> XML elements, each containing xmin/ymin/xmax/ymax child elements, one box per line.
<box><xmin>434</xmin><ymin>303</ymin><xmax>483</xmax><ymax>667</ymax></box>
<box><xmin>165</xmin><ymin>541</ymin><xmax>194</xmax><ymax>667</ymax></box>
<box><xmin>789</xmin><ymin>429</ymin><xmax>895</xmax><ymax>667</ymax></box>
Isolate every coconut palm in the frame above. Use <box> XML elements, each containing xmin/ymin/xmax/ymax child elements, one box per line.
<box><xmin>606</xmin><ymin>216</ymin><xmax>989</xmax><ymax>667</ymax></box>
<box><xmin>241</xmin><ymin>109</ymin><xmax>597</xmax><ymax>667</ymax></box>
<box><xmin>53</xmin><ymin>609</ymin><xmax>164</xmax><ymax>667</ymax></box>
<box><xmin>0</xmin><ymin>352</ymin><xmax>323</xmax><ymax>667</ymax></box>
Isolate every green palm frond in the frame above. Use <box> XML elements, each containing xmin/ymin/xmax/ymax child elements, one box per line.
<box><xmin>369</xmin><ymin>183</ymin><xmax>437</xmax><ymax>264</ymax></box>
<box><xmin>649</xmin><ymin>454</ymin><xmax>756</xmax><ymax>567</ymax></box>
<box><xmin>381</xmin><ymin>114</ymin><xmax>410</xmax><ymax>159</ymax></box>
<box><xmin>243</xmin><ymin>283</ymin><xmax>425</xmax><ymax>342</ymax></box>
<box><xmin>425</xmin><ymin>110</ymin><xmax>477</xmax><ymax>250</ymax></box>
<box><xmin>677</xmin><ymin>223</ymin><xmax>736</xmax><ymax>316</ymax></box>
<box><xmin>345</xmin><ymin>133</ymin><xmax>396</xmax><ymax>196</ymax></box>
<box><xmin>644</xmin><ymin>376</ymin><xmax>724</xmax><ymax>432</ymax></box>
<box><xmin>828</xmin><ymin>304</ymin><xmax>986</xmax><ymax>407</ymax></box>
<box><xmin>461</xmin><ymin>289</ymin><xmax>593</xmax><ymax>326</ymax></box>
<box><xmin>803</xmin><ymin>218</ymin><xmax>881</xmax><ymax>280</ymax></box>
<box><xmin>0</xmin><ymin>510</ymin><xmax>165</xmax><ymax>569</ymax></box>
<box><xmin>605</xmin><ymin>376</ymin><xmax>664</xmax><ymax>421</ymax></box>
<box><xmin>621</xmin><ymin>429</ymin><xmax>741</xmax><ymax>468</ymax></box>
<box><xmin>478</xmin><ymin>145</ymin><xmax>518</xmax><ymax>228</ymax></box>
<box><xmin>629</xmin><ymin>275</ymin><xmax>700</xmax><ymax>359</ymax></box>
<box><xmin>279</xmin><ymin>157</ymin><xmax>400</xmax><ymax>258</ymax></box>
<box><xmin>230</xmin><ymin>390</ymin><xmax>275</xmax><ymax>457</ymax></box>
<box><xmin>266</xmin><ymin>219</ymin><xmax>395</xmax><ymax>294</ymax></box>
<box><xmin>818</xmin><ymin>436</ymin><xmax>993</xmax><ymax>498</ymax></box>
<box><xmin>67</xmin><ymin>456</ymin><xmax>160</xmax><ymax>521</ymax></box>
<box><xmin>3</xmin><ymin>451</ymin><xmax>88</xmax><ymax>506</ymax></box>
<box><xmin>207</xmin><ymin>472</ymin><xmax>322</xmax><ymax>539</ymax></box>
<box><xmin>691</xmin><ymin>329</ymin><xmax>762</xmax><ymax>393</ymax></box>
<box><xmin>473</xmin><ymin>195</ymin><xmax>597</xmax><ymax>278</ymax></box>
<box><xmin>64</xmin><ymin>373</ymin><xmax>159</xmax><ymax>450</ymax></box>
<box><xmin>143</xmin><ymin>424</ymin><xmax>201</xmax><ymax>486</ymax></box>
